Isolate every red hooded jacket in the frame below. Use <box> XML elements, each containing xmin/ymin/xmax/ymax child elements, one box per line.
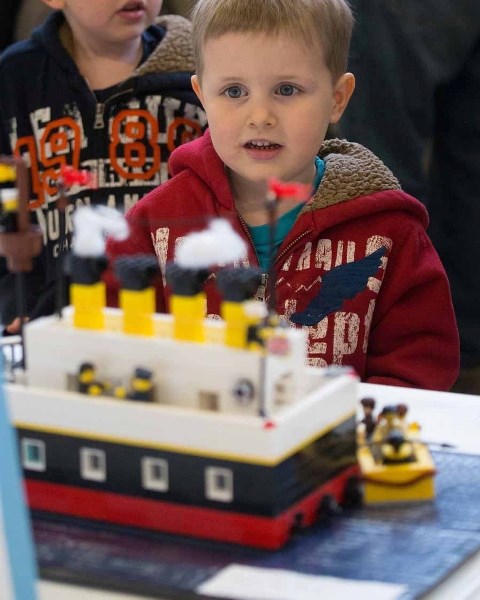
<box><xmin>106</xmin><ymin>130</ymin><xmax>459</xmax><ymax>390</ymax></box>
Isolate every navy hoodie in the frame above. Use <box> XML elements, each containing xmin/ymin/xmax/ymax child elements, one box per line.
<box><xmin>0</xmin><ymin>10</ymin><xmax>206</xmax><ymax>324</ymax></box>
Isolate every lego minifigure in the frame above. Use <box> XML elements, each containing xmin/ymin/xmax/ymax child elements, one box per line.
<box><xmin>128</xmin><ymin>367</ymin><xmax>154</xmax><ymax>403</ymax></box>
<box><xmin>359</xmin><ymin>397</ymin><xmax>377</xmax><ymax>440</ymax></box>
<box><xmin>372</xmin><ymin>405</ymin><xmax>399</xmax><ymax>444</ymax></box>
<box><xmin>77</xmin><ymin>362</ymin><xmax>106</xmax><ymax>396</ymax></box>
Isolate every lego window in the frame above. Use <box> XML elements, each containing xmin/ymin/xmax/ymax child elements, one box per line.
<box><xmin>199</xmin><ymin>391</ymin><xmax>219</xmax><ymax>411</ymax></box>
<box><xmin>274</xmin><ymin>372</ymin><xmax>293</xmax><ymax>404</ymax></box>
<box><xmin>205</xmin><ymin>467</ymin><xmax>233</xmax><ymax>502</ymax></box>
<box><xmin>80</xmin><ymin>448</ymin><xmax>106</xmax><ymax>482</ymax></box>
<box><xmin>21</xmin><ymin>438</ymin><xmax>46</xmax><ymax>472</ymax></box>
<box><xmin>141</xmin><ymin>457</ymin><xmax>169</xmax><ymax>492</ymax></box>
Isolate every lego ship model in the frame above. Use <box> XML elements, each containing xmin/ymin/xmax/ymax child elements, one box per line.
<box><xmin>3</xmin><ymin>162</ymin><xmax>359</xmax><ymax>550</ymax></box>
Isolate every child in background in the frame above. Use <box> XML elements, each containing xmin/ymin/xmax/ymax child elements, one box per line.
<box><xmin>0</xmin><ymin>0</ymin><xmax>206</xmax><ymax>328</ymax></box>
<box><xmin>106</xmin><ymin>0</ymin><xmax>459</xmax><ymax>390</ymax></box>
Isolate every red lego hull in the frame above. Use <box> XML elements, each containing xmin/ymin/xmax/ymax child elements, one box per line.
<box><xmin>26</xmin><ymin>465</ymin><xmax>358</xmax><ymax>550</ymax></box>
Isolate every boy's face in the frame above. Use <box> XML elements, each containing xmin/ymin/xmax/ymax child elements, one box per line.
<box><xmin>192</xmin><ymin>32</ymin><xmax>354</xmax><ymax>195</ymax></box>
<box><xmin>43</xmin><ymin>0</ymin><xmax>163</xmax><ymax>45</ymax></box>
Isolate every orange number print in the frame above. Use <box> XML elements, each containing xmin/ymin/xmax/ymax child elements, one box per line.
<box><xmin>110</xmin><ymin>109</ymin><xmax>160</xmax><ymax>180</ymax></box>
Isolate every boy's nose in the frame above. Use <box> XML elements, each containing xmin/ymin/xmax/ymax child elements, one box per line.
<box><xmin>247</xmin><ymin>101</ymin><xmax>276</xmax><ymax>128</ymax></box>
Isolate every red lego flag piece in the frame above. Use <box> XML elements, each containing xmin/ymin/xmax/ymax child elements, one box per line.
<box><xmin>60</xmin><ymin>165</ymin><xmax>97</xmax><ymax>189</ymax></box>
<box><xmin>267</xmin><ymin>178</ymin><xmax>312</xmax><ymax>201</ymax></box>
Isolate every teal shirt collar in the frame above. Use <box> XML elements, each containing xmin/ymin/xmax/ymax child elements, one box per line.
<box><xmin>248</xmin><ymin>156</ymin><xmax>325</xmax><ymax>271</ymax></box>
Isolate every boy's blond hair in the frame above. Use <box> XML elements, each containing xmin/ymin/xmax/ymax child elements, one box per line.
<box><xmin>191</xmin><ymin>0</ymin><xmax>353</xmax><ymax>81</ymax></box>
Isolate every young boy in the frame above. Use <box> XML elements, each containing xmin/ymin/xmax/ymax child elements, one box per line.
<box><xmin>106</xmin><ymin>0</ymin><xmax>460</xmax><ymax>390</ymax></box>
<box><xmin>0</xmin><ymin>0</ymin><xmax>207</xmax><ymax>328</ymax></box>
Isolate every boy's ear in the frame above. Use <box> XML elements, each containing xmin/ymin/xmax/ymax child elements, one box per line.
<box><xmin>41</xmin><ymin>0</ymin><xmax>65</xmax><ymax>9</ymax></box>
<box><xmin>330</xmin><ymin>73</ymin><xmax>355</xmax><ymax>124</ymax></box>
<box><xmin>191</xmin><ymin>75</ymin><xmax>204</xmax><ymax>106</ymax></box>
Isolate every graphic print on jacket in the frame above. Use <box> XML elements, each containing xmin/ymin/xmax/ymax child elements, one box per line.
<box><xmin>278</xmin><ymin>236</ymin><xmax>391</xmax><ymax>369</ymax></box>
<box><xmin>16</xmin><ymin>99</ymin><xmax>204</xmax><ymax>213</ymax></box>
<box><xmin>290</xmin><ymin>246</ymin><xmax>387</xmax><ymax>326</ymax></box>
<box><xmin>14</xmin><ymin>96</ymin><xmax>205</xmax><ymax>263</ymax></box>
<box><xmin>151</xmin><ymin>223</ymin><xmax>391</xmax><ymax>371</ymax></box>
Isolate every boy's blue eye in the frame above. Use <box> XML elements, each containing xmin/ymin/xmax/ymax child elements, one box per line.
<box><xmin>277</xmin><ymin>84</ymin><xmax>297</xmax><ymax>96</ymax></box>
<box><xmin>224</xmin><ymin>86</ymin><xmax>244</xmax><ymax>98</ymax></box>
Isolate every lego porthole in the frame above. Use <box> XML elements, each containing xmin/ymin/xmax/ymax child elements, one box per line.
<box><xmin>205</xmin><ymin>467</ymin><xmax>233</xmax><ymax>502</ymax></box>
<box><xmin>21</xmin><ymin>438</ymin><xmax>46</xmax><ymax>472</ymax></box>
<box><xmin>231</xmin><ymin>378</ymin><xmax>255</xmax><ymax>405</ymax></box>
<box><xmin>80</xmin><ymin>448</ymin><xmax>106</xmax><ymax>482</ymax></box>
<box><xmin>141</xmin><ymin>457</ymin><xmax>169</xmax><ymax>492</ymax></box>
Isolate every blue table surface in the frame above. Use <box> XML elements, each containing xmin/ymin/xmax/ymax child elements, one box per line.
<box><xmin>33</xmin><ymin>450</ymin><xmax>480</xmax><ymax>600</ymax></box>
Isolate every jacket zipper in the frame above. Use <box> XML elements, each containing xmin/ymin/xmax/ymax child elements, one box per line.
<box><xmin>254</xmin><ymin>273</ymin><xmax>269</xmax><ymax>302</ymax></box>
<box><xmin>94</xmin><ymin>103</ymin><xmax>105</xmax><ymax>129</ymax></box>
<box><xmin>236</xmin><ymin>212</ymin><xmax>268</xmax><ymax>301</ymax></box>
<box><xmin>237</xmin><ymin>211</ymin><xmax>313</xmax><ymax>303</ymax></box>
<box><xmin>88</xmin><ymin>87</ymin><xmax>134</xmax><ymax>130</ymax></box>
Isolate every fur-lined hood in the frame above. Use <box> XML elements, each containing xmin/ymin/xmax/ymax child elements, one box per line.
<box><xmin>135</xmin><ymin>15</ymin><xmax>195</xmax><ymax>76</ymax></box>
<box><xmin>310</xmin><ymin>138</ymin><xmax>401</xmax><ymax>210</ymax></box>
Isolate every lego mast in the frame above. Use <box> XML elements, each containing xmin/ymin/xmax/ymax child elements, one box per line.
<box><xmin>264</xmin><ymin>179</ymin><xmax>312</xmax><ymax>316</ymax></box>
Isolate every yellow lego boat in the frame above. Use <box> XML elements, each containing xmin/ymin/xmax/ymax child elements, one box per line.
<box><xmin>358</xmin><ymin>437</ymin><xmax>436</xmax><ymax>505</ymax></box>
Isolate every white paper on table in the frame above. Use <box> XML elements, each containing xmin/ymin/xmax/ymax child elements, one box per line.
<box><xmin>197</xmin><ymin>564</ymin><xmax>406</xmax><ymax>600</ymax></box>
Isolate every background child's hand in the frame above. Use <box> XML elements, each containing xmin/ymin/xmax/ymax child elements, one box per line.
<box><xmin>4</xmin><ymin>316</ymin><xmax>28</xmax><ymax>335</ymax></box>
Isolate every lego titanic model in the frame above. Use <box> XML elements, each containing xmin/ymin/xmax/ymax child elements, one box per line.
<box><xmin>2</xmin><ymin>163</ymin><xmax>359</xmax><ymax>550</ymax></box>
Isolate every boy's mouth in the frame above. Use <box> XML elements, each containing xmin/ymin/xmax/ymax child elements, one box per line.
<box><xmin>118</xmin><ymin>1</ymin><xmax>146</xmax><ymax>16</ymax></box>
<box><xmin>243</xmin><ymin>140</ymin><xmax>283</xmax><ymax>161</ymax></box>
<box><xmin>244</xmin><ymin>140</ymin><xmax>281</xmax><ymax>151</ymax></box>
